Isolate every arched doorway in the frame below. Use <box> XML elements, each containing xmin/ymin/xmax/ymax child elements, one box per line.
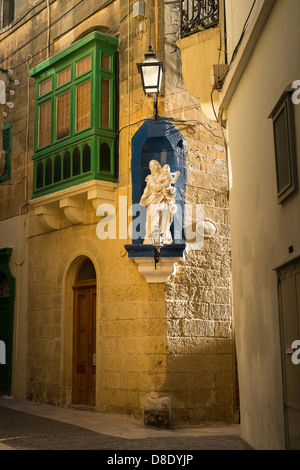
<box><xmin>72</xmin><ymin>258</ymin><xmax>96</xmax><ymax>406</ymax></box>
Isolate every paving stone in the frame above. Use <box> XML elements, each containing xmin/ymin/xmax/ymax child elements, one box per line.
<box><xmin>0</xmin><ymin>399</ymin><xmax>252</xmax><ymax>451</ymax></box>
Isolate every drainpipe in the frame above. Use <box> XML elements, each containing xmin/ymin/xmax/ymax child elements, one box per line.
<box><xmin>0</xmin><ymin>80</ymin><xmax>5</xmax><ymax>173</ymax></box>
<box><xmin>46</xmin><ymin>0</ymin><xmax>51</xmax><ymax>58</ymax></box>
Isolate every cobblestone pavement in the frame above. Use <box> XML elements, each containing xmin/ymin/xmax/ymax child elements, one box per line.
<box><xmin>0</xmin><ymin>397</ymin><xmax>252</xmax><ymax>453</ymax></box>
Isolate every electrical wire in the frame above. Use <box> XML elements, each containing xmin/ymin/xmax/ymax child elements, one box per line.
<box><xmin>166</xmin><ymin>116</ymin><xmax>223</xmax><ymax>140</ymax></box>
<box><xmin>118</xmin><ymin>115</ymin><xmax>223</xmax><ymax>141</ymax></box>
<box><xmin>0</xmin><ymin>0</ymin><xmax>46</xmax><ymax>35</ymax></box>
<box><xmin>106</xmin><ymin>6</ymin><xmax>133</xmax><ymax>35</ymax></box>
<box><xmin>46</xmin><ymin>0</ymin><xmax>51</xmax><ymax>59</ymax></box>
<box><xmin>227</xmin><ymin>0</ymin><xmax>257</xmax><ymax>72</ymax></box>
<box><xmin>9</xmin><ymin>1</ymin><xmax>129</xmax><ymax>74</ymax></box>
<box><xmin>210</xmin><ymin>0</ymin><xmax>258</xmax><ymax>122</ymax></box>
<box><xmin>209</xmin><ymin>0</ymin><xmax>258</xmax><ymax>197</ymax></box>
<box><xmin>0</xmin><ymin>0</ymin><xmax>116</xmax><ymax>67</ymax></box>
<box><xmin>0</xmin><ymin>0</ymin><xmax>84</xmax><ymax>65</ymax></box>
<box><xmin>213</xmin><ymin>0</ymin><xmax>257</xmax><ymax>93</ymax></box>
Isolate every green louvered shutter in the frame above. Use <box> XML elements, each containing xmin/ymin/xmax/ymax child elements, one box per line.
<box><xmin>1</xmin><ymin>123</ymin><xmax>12</xmax><ymax>183</ymax></box>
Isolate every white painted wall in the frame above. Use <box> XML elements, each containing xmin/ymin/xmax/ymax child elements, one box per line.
<box><xmin>224</xmin><ymin>0</ymin><xmax>300</xmax><ymax>449</ymax></box>
<box><xmin>225</xmin><ymin>0</ymin><xmax>258</xmax><ymax>59</ymax></box>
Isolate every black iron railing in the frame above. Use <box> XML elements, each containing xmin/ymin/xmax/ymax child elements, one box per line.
<box><xmin>181</xmin><ymin>0</ymin><xmax>219</xmax><ymax>38</ymax></box>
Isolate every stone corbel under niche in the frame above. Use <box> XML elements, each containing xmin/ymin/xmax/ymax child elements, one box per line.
<box><xmin>125</xmin><ymin>244</ymin><xmax>186</xmax><ymax>284</ymax></box>
<box><xmin>31</xmin><ymin>180</ymin><xmax>117</xmax><ymax>231</ymax></box>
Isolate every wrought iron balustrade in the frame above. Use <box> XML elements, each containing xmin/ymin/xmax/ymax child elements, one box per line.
<box><xmin>181</xmin><ymin>0</ymin><xmax>219</xmax><ymax>38</ymax></box>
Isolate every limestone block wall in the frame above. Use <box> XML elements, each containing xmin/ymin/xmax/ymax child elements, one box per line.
<box><xmin>163</xmin><ymin>126</ymin><xmax>235</xmax><ymax>423</ymax></box>
<box><xmin>161</xmin><ymin>1</ymin><xmax>236</xmax><ymax>424</ymax></box>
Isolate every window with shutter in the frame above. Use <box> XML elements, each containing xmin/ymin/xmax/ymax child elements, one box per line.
<box><xmin>1</xmin><ymin>0</ymin><xmax>15</xmax><ymax>29</ymax></box>
<box><xmin>271</xmin><ymin>91</ymin><xmax>298</xmax><ymax>204</ymax></box>
<box><xmin>0</xmin><ymin>123</ymin><xmax>12</xmax><ymax>183</ymax></box>
<box><xmin>30</xmin><ymin>32</ymin><xmax>118</xmax><ymax>198</ymax></box>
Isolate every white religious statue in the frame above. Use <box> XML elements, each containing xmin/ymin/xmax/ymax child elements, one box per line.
<box><xmin>140</xmin><ymin>160</ymin><xmax>180</xmax><ymax>245</ymax></box>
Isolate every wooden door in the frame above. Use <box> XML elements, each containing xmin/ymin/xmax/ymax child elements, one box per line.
<box><xmin>73</xmin><ymin>284</ymin><xmax>96</xmax><ymax>406</ymax></box>
<box><xmin>278</xmin><ymin>260</ymin><xmax>300</xmax><ymax>449</ymax></box>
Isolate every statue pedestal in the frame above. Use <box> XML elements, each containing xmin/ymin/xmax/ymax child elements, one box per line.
<box><xmin>125</xmin><ymin>244</ymin><xmax>186</xmax><ymax>284</ymax></box>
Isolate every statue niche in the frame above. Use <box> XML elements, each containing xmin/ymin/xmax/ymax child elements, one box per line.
<box><xmin>140</xmin><ymin>160</ymin><xmax>180</xmax><ymax>245</ymax></box>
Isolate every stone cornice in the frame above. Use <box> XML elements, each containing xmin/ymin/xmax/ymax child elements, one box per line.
<box><xmin>30</xmin><ymin>180</ymin><xmax>116</xmax><ymax>231</ymax></box>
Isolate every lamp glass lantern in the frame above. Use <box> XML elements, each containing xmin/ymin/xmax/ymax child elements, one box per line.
<box><xmin>151</xmin><ymin>229</ymin><xmax>164</xmax><ymax>248</ymax></box>
<box><xmin>137</xmin><ymin>45</ymin><xmax>165</xmax><ymax>97</ymax></box>
<box><xmin>151</xmin><ymin>225</ymin><xmax>165</xmax><ymax>269</ymax></box>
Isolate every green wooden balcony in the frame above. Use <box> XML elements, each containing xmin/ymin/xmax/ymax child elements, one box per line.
<box><xmin>32</xmin><ymin>131</ymin><xmax>116</xmax><ymax>198</ymax></box>
<box><xmin>30</xmin><ymin>31</ymin><xmax>118</xmax><ymax>199</ymax></box>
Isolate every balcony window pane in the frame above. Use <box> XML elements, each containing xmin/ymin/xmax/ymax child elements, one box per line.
<box><xmin>56</xmin><ymin>91</ymin><xmax>70</xmax><ymax>140</ymax></box>
<box><xmin>76</xmin><ymin>55</ymin><xmax>91</xmax><ymax>77</ymax></box>
<box><xmin>76</xmin><ymin>80</ymin><xmax>91</xmax><ymax>132</ymax></box>
<box><xmin>36</xmin><ymin>161</ymin><xmax>44</xmax><ymax>189</ymax></box>
<box><xmin>45</xmin><ymin>158</ymin><xmax>52</xmax><ymax>186</ymax></box>
<box><xmin>39</xmin><ymin>78</ymin><xmax>52</xmax><ymax>96</ymax></box>
<box><xmin>73</xmin><ymin>147</ymin><xmax>81</xmax><ymax>176</ymax></box>
<box><xmin>101</xmin><ymin>79</ymin><xmax>110</xmax><ymax>127</ymax></box>
<box><xmin>54</xmin><ymin>155</ymin><xmax>62</xmax><ymax>183</ymax></box>
<box><xmin>57</xmin><ymin>67</ymin><xmax>71</xmax><ymax>87</ymax></box>
<box><xmin>100</xmin><ymin>142</ymin><xmax>111</xmax><ymax>172</ymax></box>
<box><xmin>39</xmin><ymin>100</ymin><xmax>51</xmax><ymax>147</ymax></box>
<box><xmin>83</xmin><ymin>144</ymin><xmax>91</xmax><ymax>173</ymax></box>
<box><xmin>102</xmin><ymin>55</ymin><xmax>110</xmax><ymax>70</ymax></box>
<box><xmin>63</xmin><ymin>151</ymin><xmax>71</xmax><ymax>179</ymax></box>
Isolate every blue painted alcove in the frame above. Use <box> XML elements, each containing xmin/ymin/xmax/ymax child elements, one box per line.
<box><xmin>126</xmin><ymin>118</ymin><xmax>186</xmax><ymax>257</ymax></box>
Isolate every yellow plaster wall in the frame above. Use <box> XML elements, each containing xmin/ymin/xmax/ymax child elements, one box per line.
<box><xmin>177</xmin><ymin>26</ymin><xmax>223</xmax><ymax>121</ymax></box>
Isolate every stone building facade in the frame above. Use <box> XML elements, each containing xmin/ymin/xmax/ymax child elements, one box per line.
<box><xmin>0</xmin><ymin>0</ymin><xmax>236</xmax><ymax>425</ymax></box>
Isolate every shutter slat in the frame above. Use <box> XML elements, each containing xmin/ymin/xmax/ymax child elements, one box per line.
<box><xmin>1</xmin><ymin>124</ymin><xmax>12</xmax><ymax>180</ymax></box>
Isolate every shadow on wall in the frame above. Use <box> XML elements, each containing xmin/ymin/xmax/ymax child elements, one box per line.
<box><xmin>142</xmin><ymin>234</ymin><xmax>238</xmax><ymax>428</ymax></box>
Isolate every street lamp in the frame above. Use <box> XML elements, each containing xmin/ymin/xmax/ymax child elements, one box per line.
<box><xmin>137</xmin><ymin>45</ymin><xmax>165</xmax><ymax>119</ymax></box>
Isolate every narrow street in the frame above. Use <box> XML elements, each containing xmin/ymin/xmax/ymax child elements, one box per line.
<box><xmin>0</xmin><ymin>397</ymin><xmax>251</xmax><ymax>452</ymax></box>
